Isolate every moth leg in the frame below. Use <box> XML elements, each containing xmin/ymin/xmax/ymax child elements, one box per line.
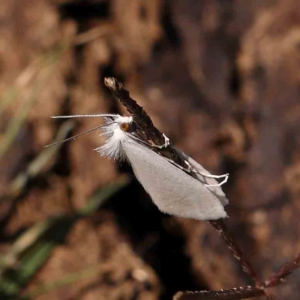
<box><xmin>166</xmin><ymin>158</ymin><xmax>191</xmax><ymax>173</ymax></box>
<box><xmin>152</xmin><ymin>134</ymin><xmax>170</xmax><ymax>149</ymax></box>
<box><xmin>183</xmin><ymin>159</ymin><xmax>229</xmax><ymax>185</ymax></box>
<box><xmin>183</xmin><ymin>160</ymin><xmax>193</xmax><ymax>172</ymax></box>
<box><xmin>197</xmin><ymin>172</ymin><xmax>229</xmax><ymax>179</ymax></box>
<box><xmin>204</xmin><ymin>174</ymin><xmax>229</xmax><ymax>187</ymax></box>
<box><xmin>174</xmin><ymin>159</ymin><xmax>229</xmax><ymax>187</ymax></box>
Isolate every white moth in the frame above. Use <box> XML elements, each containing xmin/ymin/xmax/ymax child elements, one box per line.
<box><xmin>50</xmin><ymin>114</ymin><xmax>229</xmax><ymax>220</ymax></box>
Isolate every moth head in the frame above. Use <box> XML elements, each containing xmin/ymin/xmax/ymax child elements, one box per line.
<box><xmin>96</xmin><ymin>115</ymin><xmax>136</xmax><ymax>161</ymax></box>
<box><xmin>46</xmin><ymin>113</ymin><xmax>142</xmax><ymax>161</ymax></box>
<box><xmin>119</xmin><ymin>122</ymin><xmax>130</xmax><ymax>132</ymax></box>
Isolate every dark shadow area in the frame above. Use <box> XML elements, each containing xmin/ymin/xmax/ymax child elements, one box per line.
<box><xmin>59</xmin><ymin>2</ymin><xmax>109</xmax><ymax>22</ymax></box>
<box><xmin>102</xmin><ymin>180</ymin><xmax>204</xmax><ymax>299</ymax></box>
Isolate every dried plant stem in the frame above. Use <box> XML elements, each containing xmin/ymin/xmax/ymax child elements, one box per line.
<box><xmin>104</xmin><ymin>77</ymin><xmax>300</xmax><ymax>300</ymax></box>
<box><xmin>209</xmin><ymin>220</ymin><xmax>261</xmax><ymax>286</ymax></box>
<box><xmin>104</xmin><ymin>77</ymin><xmax>187</xmax><ymax>166</ymax></box>
<box><xmin>264</xmin><ymin>252</ymin><xmax>300</xmax><ymax>288</ymax></box>
<box><xmin>105</xmin><ymin>77</ymin><xmax>261</xmax><ymax>282</ymax></box>
<box><xmin>104</xmin><ymin>77</ymin><xmax>165</xmax><ymax>146</ymax></box>
<box><xmin>173</xmin><ymin>286</ymin><xmax>264</xmax><ymax>300</ymax></box>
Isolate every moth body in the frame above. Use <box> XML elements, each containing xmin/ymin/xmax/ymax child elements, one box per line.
<box><xmin>95</xmin><ymin>115</ymin><xmax>228</xmax><ymax>220</ymax></box>
<box><xmin>49</xmin><ymin>113</ymin><xmax>229</xmax><ymax>220</ymax></box>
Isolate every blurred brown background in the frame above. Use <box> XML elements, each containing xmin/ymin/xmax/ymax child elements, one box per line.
<box><xmin>0</xmin><ymin>0</ymin><xmax>300</xmax><ymax>299</ymax></box>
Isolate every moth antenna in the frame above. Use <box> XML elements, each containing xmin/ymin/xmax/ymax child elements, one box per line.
<box><xmin>45</xmin><ymin>125</ymin><xmax>103</xmax><ymax>148</ymax></box>
<box><xmin>51</xmin><ymin>114</ymin><xmax>119</xmax><ymax>119</ymax></box>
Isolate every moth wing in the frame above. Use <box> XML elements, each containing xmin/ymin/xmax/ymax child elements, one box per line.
<box><xmin>174</xmin><ymin>148</ymin><xmax>229</xmax><ymax>206</ymax></box>
<box><xmin>122</xmin><ymin>141</ymin><xmax>227</xmax><ymax>220</ymax></box>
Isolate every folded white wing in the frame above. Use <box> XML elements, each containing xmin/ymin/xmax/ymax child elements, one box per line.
<box><xmin>122</xmin><ymin>140</ymin><xmax>227</xmax><ymax>220</ymax></box>
<box><xmin>174</xmin><ymin>148</ymin><xmax>229</xmax><ymax>206</ymax></box>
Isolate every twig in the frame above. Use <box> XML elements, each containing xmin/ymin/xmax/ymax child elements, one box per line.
<box><xmin>104</xmin><ymin>78</ymin><xmax>192</xmax><ymax>166</ymax></box>
<box><xmin>209</xmin><ymin>220</ymin><xmax>261</xmax><ymax>286</ymax></box>
<box><xmin>104</xmin><ymin>77</ymin><xmax>260</xmax><ymax>281</ymax></box>
<box><xmin>264</xmin><ymin>252</ymin><xmax>300</xmax><ymax>288</ymax></box>
<box><xmin>104</xmin><ymin>77</ymin><xmax>165</xmax><ymax>146</ymax></box>
<box><xmin>104</xmin><ymin>77</ymin><xmax>300</xmax><ymax>300</ymax></box>
<box><xmin>173</xmin><ymin>286</ymin><xmax>264</xmax><ymax>300</ymax></box>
